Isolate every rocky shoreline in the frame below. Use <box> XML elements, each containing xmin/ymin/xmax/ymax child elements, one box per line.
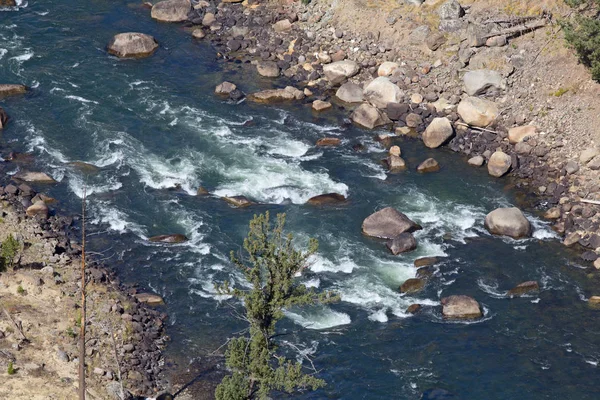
<box><xmin>0</xmin><ymin>178</ymin><xmax>169</xmax><ymax>398</ymax></box>
<box><xmin>151</xmin><ymin>0</ymin><xmax>599</xmax><ymax>267</ymax></box>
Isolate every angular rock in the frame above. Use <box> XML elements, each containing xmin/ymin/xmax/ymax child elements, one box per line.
<box><xmin>487</xmin><ymin>150</ymin><xmax>512</xmax><ymax>177</ymax></box>
<box><xmin>457</xmin><ymin>96</ymin><xmax>499</xmax><ymax>127</ymax></box>
<box><xmin>468</xmin><ymin>155</ymin><xmax>484</xmax><ymax>167</ymax></box>
<box><xmin>565</xmin><ymin>160</ymin><xmax>579</xmax><ymax>175</ymax></box>
<box><xmin>273</xmin><ymin>19</ymin><xmax>292</xmax><ymax>33</ymax></box>
<box><xmin>405</xmin><ymin>113</ymin><xmax>423</xmax><ymax>128</ymax></box>
<box><xmin>426</xmin><ymin>32</ymin><xmax>446</xmax><ymax>51</ymax></box>
<box><xmin>507</xmin><ymin>281</ymin><xmax>539</xmax><ymax>297</ymax></box>
<box><xmin>134</xmin><ymin>293</ymin><xmax>165</xmax><ymax>306</ymax></box>
<box><xmin>0</xmin><ymin>84</ymin><xmax>27</xmax><ymax>98</ymax></box>
<box><xmin>256</xmin><ymin>61</ymin><xmax>280</xmax><ymax>78</ymax></box>
<box><xmin>463</xmin><ymin>69</ymin><xmax>505</xmax><ymax>96</ymax></box>
<box><xmin>363</xmin><ymin>77</ymin><xmax>402</xmax><ymax>109</ymax></box>
<box><xmin>386</xmin><ymin>103</ymin><xmax>409</xmax><ymax>121</ymax></box>
<box><xmin>438</xmin><ymin>0</ymin><xmax>465</xmax><ymax>19</ymax></box>
<box><xmin>351</xmin><ymin>103</ymin><xmax>390</xmax><ymax>129</ymax></box>
<box><xmin>387</xmin><ymin>155</ymin><xmax>406</xmax><ymax>172</ymax></box>
<box><xmin>589</xmin><ymin>155</ymin><xmax>600</xmax><ymax>170</ymax></box>
<box><xmin>399</xmin><ymin>277</ymin><xmax>425</xmax><ymax>293</ymax></box>
<box><xmin>423</xmin><ymin>117</ymin><xmax>454</xmax><ymax>148</ymax></box>
<box><xmin>248</xmin><ymin>86</ymin><xmax>304</xmax><ymax>103</ymax></box>
<box><xmin>14</xmin><ymin>171</ymin><xmax>56</xmax><ymax>183</ymax></box>
<box><xmin>387</xmin><ymin>233</ymin><xmax>417</xmax><ymax>255</ymax></box>
<box><xmin>441</xmin><ymin>295</ymin><xmax>482</xmax><ymax>319</ymax></box>
<box><xmin>323</xmin><ymin>60</ymin><xmax>360</xmax><ymax>85</ymax></box>
<box><xmin>508</xmin><ymin>125</ymin><xmax>537</xmax><ymax>144</ymax></box>
<box><xmin>307</xmin><ymin>193</ymin><xmax>346</xmax><ymax>206</ymax></box>
<box><xmin>580</xmin><ymin>148</ymin><xmax>600</xmax><ymax>164</ymax></box>
<box><xmin>336</xmin><ymin>82</ymin><xmax>364</xmax><ymax>103</ymax></box>
<box><xmin>312</xmin><ymin>100</ymin><xmax>332</xmax><ymax>112</ymax></box>
<box><xmin>316</xmin><ymin>137</ymin><xmax>341</xmax><ymax>147</ymax></box>
<box><xmin>215</xmin><ymin>81</ymin><xmax>237</xmax><ymax>95</ymax></box>
<box><xmin>148</xmin><ymin>234</ymin><xmax>189</xmax><ymax>243</ymax></box>
<box><xmin>484</xmin><ymin>207</ymin><xmax>532</xmax><ymax>239</ymax></box>
<box><xmin>26</xmin><ymin>201</ymin><xmax>49</xmax><ymax>219</ymax></box>
<box><xmin>107</xmin><ymin>33</ymin><xmax>158</xmax><ymax>58</ymax></box>
<box><xmin>202</xmin><ymin>12</ymin><xmax>215</xmax><ymax>26</ymax></box>
<box><xmin>544</xmin><ymin>207</ymin><xmax>561</xmax><ymax>219</ymax></box>
<box><xmin>362</xmin><ymin>207</ymin><xmax>422</xmax><ymax>239</ymax></box>
<box><xmin>223</xmin><ymin>196</ymin><xmax>254</xmax><ymax>208</ymax></box>
<box><xmin>417</xmin><ymin>158</ymin><xmax>440</xmax><ymax>173</ymax></box>
<box><xmin>378</xmin><ymin>62</ymin><xmax>399</xmax><ymax>77</ymax></box>
<box><xmin>151</xmin><ymin>0</ymin><xmax>191</xmax><ymax>22</ymax></box>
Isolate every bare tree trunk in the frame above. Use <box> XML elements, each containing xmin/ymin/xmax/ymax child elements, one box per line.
<box><xmin>79</xmin><ymin>187</ymin><xmax>87</xmax><ymax>400</ymax></box>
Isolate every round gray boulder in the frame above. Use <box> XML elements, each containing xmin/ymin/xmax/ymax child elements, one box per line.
<box><xmin>107</xmin><ymin>33</ymin><xmax>158</xmax><ymax>58</ymax></box>
<box><xmin>484</xmin><ymin>207</ymin><xmax>532</xmax><ymax>239</ymax></box>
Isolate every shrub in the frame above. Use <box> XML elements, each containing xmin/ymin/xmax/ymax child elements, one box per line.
<box><xmin>563</xmin><ymin>16</ymin><xmax>600</xmax><ymax>81</ymax></box>
<box><xmin>7</xmin><ymin>361</ymin><xmax>15</xmax><ymax>375</ymax></box>
<box><xmin>16</xmin><ymin>285</ymin><xmax>25</xmax><ymax>295</ymax></box>
<box><xmin>1</xmin><ymin>234</ymin><xmax>20</xmax><ymax>270</ymax></box>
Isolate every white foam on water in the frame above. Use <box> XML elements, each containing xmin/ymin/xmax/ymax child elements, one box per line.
<box><xmin>585</xmin><ymin>360</ymin><xmax>598</xmax><ymax>367</ymax></box>
<box><xmin>368</xmin><ymin>309</ymin><xmax>389</xmax><ymax>322</ymax></box>
<box><xmin>88</xmin><ymin>201</ymin><xmax>145</xmax><ymax>237</ymax></box>
<box><xmin>309</xmin><ymin>255</ymin><xmax>357</xmax><ymax>274</ymax></box>
<box><xmin>285</xmin><ymin>308</ymin><xmax>351</xmax><ymax>330</ymax></box>
<box><xmin>304</xmin><ymin>278</ymin><xmax>320</xmax><ymax>288</ymax></box>
<box><xmin>530</xmin><ymin>217</ymin><xmax>558</xmax><ymax>240</ymax></box>
<box><xmin>23</xmin><ymin>123</ymin><xmax>70</xmax><ymax>163</ymax></box>
<box><xmin>477</xmin><ymin>278</ymin><xmax>507</xmax><ymax>299</ymax></box>
<box><xmin>67</xmin><ymin>173</ymin><xmax>122</xmax><ymax>198</ymax></box>
<box><xmin>0</xmin><ymin>49</ymin><xmax>7</xmax><ymax>60</ymax></box>
<box><xmin>64</xmin><ymin>95</ymin><xmax>99</xmax><ymax>105</ymax></box>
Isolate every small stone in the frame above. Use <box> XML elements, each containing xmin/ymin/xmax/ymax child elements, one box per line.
<box><xmin>594</xmin><ymin>259</ymin><xmax>600</xmax><ymax>269</ymax></box>
<box><xmin>589</xmin><ymin>296</ymin><xmax>600</xmax><ymax>305</ymax></box>
<box><xmin>580</xmin><ymin>148</ymin><xmax>600</xmax><ymax>164</ymax></box>
<box><xmin>405</xmin><ymin>113</ymin><xmax>422</xmax><ymax>128</ymax></box>
<box><xmin>192</xmin><ymin>28</ymin><xmax>205</xmax><ymax>39</ymax></box>
<box><xmin>222</xmin><ymin>196</ymin><xmax>254</xmax><ymax>208</ymax></box>
<box><xmin>312</xmin><ymin>100</ymin><xmax>332</xmax><ymax>112</ymax></box>
<box><xmin>94</xmin><ymin>367</ymin><xmax>105</xmax><ymax>376</ymax></box>
<box><xmin>410</xmin><ymin>93</ymin><xmax>424</xmax><ymax>104</ymax></box>
<box><xmin>468</xmin><ymin>155</ymin><xmax>484</xmax><ymax>167</ymax></box>
<box><xmin>389</xmin><ymin>145</ymin><xmax>401</xmax><ymax>157</ymax></box>
<box><xmin>563</xmin><ymin>232</ymin><xmax>581</xmax><ymax>246</ymax></box>
<box><xmin>273</xmin><ymin>19</ymin><xmax>292</xmax><ymax>33</ymax></box>
<box><xmin>544</xmin><ymin>207</ymin><xmax>561</xmax><ymax>219</ymax></box>
<box><xmin>387</xmin><ymin>155</ymin><xmax>406</xmax><ymax>172</ymax></box>
<box><xmin>215</xmin><ymin>81</ymin><xmax>236</xmax><ymax>95</ymax></box>
<box><xmin>565</xmin><ymin>160</ymin><xmax>580</xmax><ymax>175</ymax></box>
<box><xmin>417</xmin><ymin>158</ymin><xmax>440</xmax><ymax>173</ymax></box>
<box><xmin>387</xmin><ymin>233</ymin><xmax>417</xmax><ymax>255</ymax></box>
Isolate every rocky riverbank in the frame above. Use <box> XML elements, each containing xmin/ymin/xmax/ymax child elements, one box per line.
<box><xmin>140</xmin><ymin>0</ymin><xmax>599</xmax><ymax>267</ymax></box>
<box><xmin>0</xmin><ymin>180</ymin><xmax>169</xmax><ymax>398</ymax></box>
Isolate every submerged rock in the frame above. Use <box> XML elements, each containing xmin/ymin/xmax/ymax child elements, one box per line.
<box><xmin>222</xmin><ymin>196</ymin><xmax>254</xmax><ymax>208</ymax></box>
<box><xmin>362</xmin><ymin>207</ymin><xmax>422</xmax><ymax>239</ymax></box>
<box><xmin>14</xmin><ymin>171</ymin><xmax>57</xmax><ymax>183</ymax></box>
<box><xmin>316</xmin><ymin>137</ymin><xmax>341</xmax><ymax>147</ymax></box>
<box><xmin>0</xmin><ymin>84</ymin><xmax>27</xmax><ymax>98</ymax></box>
<box><xmin>406</xmin><ymin>304</ymin><xmax>422</xmax><ymax>314</ymax></box>
<box><xmin>417</xmin><ymin>158</ymin><xmax>440</xmax><ymax>173</ymax></box>
<box><xmin>400</xmin><ymin>278</ymin><xmax>425</xmax><ymax>293</ymax></box>
<box><xmin>441</xmin><ymin>295</ymin><xmax>482</xmax><ymax>319</ymax></box>
<box><xmin>68</xmin><ymin>161</ymin><xmax>100</xmax><ymax>173</ymax></box>
<box><xmin>414</xmin><ymin>257</ymin><xmax>440</xmax><ymax>268</ymax></box>
<box><xmin>307</xmin><ymin>193</ymin><xmax>347</xmax><ymax>205</ymax></box>
<box><xmin>107</xmin><ymin>33</ymin><xmax>158</xmax><ymax>58</ymax></box>
<box><xmin>387</xmin><ymin>233</ymin><xmax>417</xmax><ymax>255</ymax></box>
<box><xmin>508</xmin><ymin>281</ymin><xmax>540</xmax><ymax>297</ymax></box>
<box><xmin>484</xmin><ymin>207</ymin><xmax>532</xmax><ymax>239</ymax></box>
<box><xmin>149</xmin><ymin>234</ymin><xmax>189</xmax><ymax>243</ymax></box>
<box><xmin>151</xmin><ymin>0</ymin><xmax>191</xmax><ymax>22</ymax></box>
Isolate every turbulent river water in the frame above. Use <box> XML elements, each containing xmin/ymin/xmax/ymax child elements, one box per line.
<box><xmin>2</xmin><ymin>1</ymin><xmax>600</xmax><ymax>399</ymax></box>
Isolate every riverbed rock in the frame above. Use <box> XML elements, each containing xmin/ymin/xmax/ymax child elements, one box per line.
<box><xmin>256</xmin><ymin>61</ymin><xmax>280</xmax><ymax>78</ymax></box>
<box><xmin>222</xmin><ymin>196</ymin><xmax>254</xmax><ymax>208</ymax></box>
<box><xmin>508</xmin><ymin>281</ymin><xmax>539</xmax><ymax>296</ymax></box>
<box><xmin>323</xmin><ymin>60</ymin><xmax>360</xmax><ymax>85</ymax></box>
<box><xmin>406</xmin><ymin>304</ymin><xmax>422</xmax><ymax>314</ymax></box>
<box><xmin>151</xmin><ymin>0</ymin><xmax>191</xmax><ymax>22</ymax></box>
<box><xmin>508</xmin><ymin>125</ymin><xmax>537</xmax><ymax>144</ymax></box>
<box><xmin>589</xmin><ymin>155</ymin><xmax>600</xmax><ymax>170</ymax></box>
<box><xmin>351</xmin><ymin>103</ymin><xmax>390</xmax><ymax>129</ymax></box>
<box><xmin>0</xmin><ymin>0</ymin><xmax>16</xmax><ymax>6</ymax></box>
<box><xmin>312</xmin><ymin>100</ymin><xmax>332</xmax><ymax>112</ymax></box>
<box><xmin>414</xmin><ymin>257</ymin><xmax>440</xmax><ymax>268</ymax></box>
<box><xmin>192</xmin><ymin>28</ymin><xmax>205</xmax><ymax>39</ymax></box>
<box><xmin>362</xmin><ymin>207</ymin><xmax>422</xmax><ymax>239</ymax></box>
<box><xmin>463</xmin><ymin>69</ymin><xmax>505</xmax><ymax>96</ymax></box>
<box><xmin>422</xmin><ymin>117</ymin><xmax>454</xmax><ymax>148</ymax></box>
<box><xmin>248</xmin><ymin>86</ymin><xmax>304</xmax><ymax>103</ymax></box>
<box><xmin>363</xmin><ymin>77</ymin><xmax>402</xmax><ymax>109</ymax></box>
<box><xmin>307</xmin><ymin>193</ymin><xmax>346</xmax><ymax>205</ymax></box>
<box><xmin>468</xmin><ymin>155</ymin><xmax>484</xmax><ymax>167</ymax></box>
<box><xmin>487</xmin><ymin>150</ymin><xmax>512</xmax><ymax>177</ymax></box>
<box><xmin>457</xmin><ymin>96</ymin><xmax>499</xmax><ymax>127</ymax></box>
<box><xmin>135</xmin><ymin>293</ymin><xmax>165</xmax><ymax>306</ymax></box>
<box><xmin>387</xmin><ymin>233</ymin><xmax>417</xmax><ymax>255</ymax></box>
<box><xmin>148</xmin><ymin>234</ymin><xmax>189</xmax><ymax>243</ymax></box>
<box><xmin>399</xmin><ymin>277</ymin><xmax>425</xmax><ymax>293</ymax></box>
<box><xmin>107</xmin><ymin>33</ymin><xmax>158</xmax><ymax>58</ymax></box>
<box><xmin>336</xmin><ymin>82</ymin><xmax>364</xmax><ymax>103</ymax></box>
<box><xmin>405</xmin><ymin>113</ymin><xmax>422</xmax><ymax>128</ymax></box>
<box><xmin>377</xmin><ymin>62</ymin><xmax>399</xmax><ymax>77</ymax></box>
<box><xmin>26</xmin><ymin>201</ymin><xmax>49</xmax><ymax>219</ymax></box>
<box><xmin>0</xmin><ymin>84</ymin><xmax>27</xmax><ymax>98</ymax></box>
<box><xmin>215</xmin><ymin>81</ymin><xmax>236</xmax><ymax>95</ymax></box>
<box><xmin>441</xmin><ymin>295</ymin><xmax>482</xmax><ymax>319</ymax></box>
<box><xmin>316</xmin><ymin>138</ymin><xmax>341</xmax><ymax>147</ymax></box>
<box><xmin>389</xmin><ymin>145</ymin><xmax>401</xmax><ymax>156</ymax></box>
<box><xmin>0</xmin><ymin>107</ymin><xmax>8</xmax><ymax>129</ymax></box>
<box><xmin>13</xmin><ymin>171</ymin><xmax>57</xmax><ymax>183</ymax></box>
<box><xmin>387</xmin><ymin>155</ymin><xmax>407</xmax><ymax>172</ymax></box>
<box><xmin>484</xmin><ymin>207</ymin><xmax>532</xmax><ymax>238</ymax></box>
<box><xmin>417</xmin><ymin>158</ymin><xmax>440</xmax><ymax>173</ymax></box>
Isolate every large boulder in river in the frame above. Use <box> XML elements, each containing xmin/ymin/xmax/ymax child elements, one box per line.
<box><xmin>0</xmin><ymin>84</ymin><xmax>27</xmax><ymax>98</ymax></box>
<box><xmin>363</xmin><ymin>77</ymin><xmax>402</xmax><ymax>109</ymax></box>
<box><xmin>400</xmin><ymin>278</ymin><xmax>425</xmax><ymax>294</ymax></box>
<box><xmin>107</xmin><ymin>33</ymin><xmax>158</xmax><ymax>58</ymax></box>
<box><xmin>307</xmin><ymin>193</ymin><xmax>346</xmax><ymax>205</ymax></box>
<box><xmin>248</xmin><ymin>86</ymin><xmax>304</xmax><ymax>103</ymax></box>
<box><xmin>387</xmin><ymin>233</ymin><xmax>417</xmax><ymax>255</ymax></box>
<box><xmin>223</xmin><ymin>196</ymin><xmax>254</xmax><ymax>208</ymax></box>
<box><xmin>323</xmin><ymin>60</ymin><xmax>360</xmax><ymax>85</ymax></box>
<box><xmin>215</xmin><ymin>81</ymin><xmax>237</xmax><ymax>95</ymax></box>
<box><xmin>508</xmin><ymin>281</ymin><xmax>539</xmax><ymax>297</ymax></box>
<box><xmin>423</xmin><ymin>117</ymin><xmax>454</xmax><ymax>148</ymax></box>
<box><xmin>484</xmin><ymin>207</ymin><xmax>532</xmax><ymax>239</ymax></box>
<box><xmin>151</xmin><ymin>0</ymin><xmax>191</xmax><ymax>22</ymax></box>
<box><xmin>487</xmin><ymin>150</ymin><xmax>511</xmax><ymax>177</ymax></box>
<box><xmin>362</xmin><ymin>207</ymin><xmax>421</xmax><ymax>239</ymax></box>
<box><xmin>463</xmin><ymin>69</ymin><xmax>505</xmax><ymax>96</ymax></box>
<box><xmin>149</xmin><ymin>234</ymin><xmax>189</xmax><ymax>243</ymax></box>
<box><xmin>457</xmin><ymin>96</ymin><xmax>498</xmax><ymax>127</ymax></box>
<box><xmin>336</xmin><ymin>82</ymin><xmax>364</xmax><ymax>103</ymax></box>
<box><xmin>0</xmin><ymin>107</ymin><xmax>7</xmax><ymax>129</ymax></box>
<box><xmin>441</xmin><ymin>295</ymin><xmax>482</xmax><ymax>319</ymax></box>
<box><xmin>14</xmin><ymin>171</ymin><xmax>56</xmax><ymax>183</ymax></box>
<box><xmin>351</xmin><ymin>103</ymin><xmax>390</xmax><ymax>129</ymax></box>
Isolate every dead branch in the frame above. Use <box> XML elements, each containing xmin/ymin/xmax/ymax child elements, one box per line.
<box><xmin>580</xmin><ymin>199</ymin><xmax>600</xmax><ymax>206</ymax></box>
<box><xmin>79</xmin><ymin>185</ymin><xmax>87</xmax><ymax>400</ymax></box>
<box><xmin>483</xmin><ymin>19</ymin><xmax>547</xmax><ymax>39</ymax></box>
<box><xmin>1</xmin><ymin>306</ymin><xmax>27</xmax><ymax>342</ymax></box>
<box><xmin>455</xmin><ymin>122</ymin><xmax>500</xmax><ymax>134</ymax></box>
<box><xmin>107</xmin><ymin>321</ymin><xmax>126</xmax><ymax>400</ymax></box>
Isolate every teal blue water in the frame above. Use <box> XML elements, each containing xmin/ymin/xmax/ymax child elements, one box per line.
<box><xmin>2</xmin><ymin>1</ymin><xmax>600</xmax><ymax>399</ymax></box>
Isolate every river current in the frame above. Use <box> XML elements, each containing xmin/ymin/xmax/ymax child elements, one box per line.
<box><xmin>2</xmin><ymin>1</ymin><xmax>600</xmax><ymax>399</ymax></box>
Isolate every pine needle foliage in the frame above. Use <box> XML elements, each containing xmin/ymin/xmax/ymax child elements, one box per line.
<box><xmin>1</xmin><ymin>234</ymin><xmax>20</xmax><ymax>271</ymax></box>
<box><xmin>562</xmin><ymin>1</ymin><xmax>600</xmax><ymax>81</ymax></box>
<box><xmin>216</xmin><ymin>212</ymin><xmax>338</xmax><ymax>400</ymax></box>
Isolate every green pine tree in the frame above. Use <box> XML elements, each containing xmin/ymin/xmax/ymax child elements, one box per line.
<box><xmin>216</xmin><ymin>212</ymin><xmax>338</xmax><ymax>400</ymax></box>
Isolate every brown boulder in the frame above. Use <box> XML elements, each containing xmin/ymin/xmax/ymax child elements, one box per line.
<box><xmin>507</xmin><ymin>281</ymin><xmax>539</xmax><ymax>297</ymax></box>
<box><xmin>26</xmin><ymin>201</ymin><xmax>49</xmax><ymax>219</ymax></box>
<box><xmin>306</xmin><ymin>193</ymin><xmax>346</xmax><ymax>206</ymax></box>
<box><xmin>197</xmin><ymin>187</ymin><xmax>210</xmax><ymax>196</ymax></box>
<box><xmin>386</xmin><ymin>233</ymin><xmax>417</xmax><ymax>255</ymax></box>
<box><xmin>148</xmin><ymin>234</ymin><xmax>189</xmax><ymax>243</ymax></box>
<box><xmin>441</xmin><ymin>295</ymin><xmax>482</xmax><ymax>319</ymax></box>
<box><xmin>362</xmin><ymin>207</ymin><xmax>421</xmax><ymax>239</ymax></box>
<box><xmin>223</xmin><ymin>196</ymin><xmax>254</xmax><ymax>208</ymax></box>
<box><xmin>406</xmin><ymin>304</ymin><xmax>422</xmax><ymax>314</ymax></box>
<box><xmin>316</xmin><ymin>137</ymin><xmax>341</xmax><ymax>147</ymax></box>
<box><xmin>414</xmin><ymin>257</ymin><xmax>440</xmax><ymax>268</ymax></box>
<box><xmin>312</xmin><ymin>100</ymin><xmax>332</xmax><ymax>112</ymax></box>
<box><xmin>399</xmin><ymin>278</ymin><xmax>425</xmax><ymax>294</ymax></box>
<box><xmin>0</xmin><ymin>84</ymin><xmax>27</xmax><ymax>98</ymax></box>
<box><xmin>417</xmin><ymin>158</ymin><xmax>440</xmax><ymax>173</ymax></box>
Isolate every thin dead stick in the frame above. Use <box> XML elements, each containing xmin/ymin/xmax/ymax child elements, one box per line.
<box><xmin>107</xmin><ymin>321</ymin><xmax>126</xmax><ymax>400</ymax></box>
<box><xmin>580</xmin><ymin>199</ymin><xmax>600</xmax><ymax>206</ymax></box>
<box><xmin>1</xmin><ymin>306</ymin><xmax>27</xmax><ymax>341</ymax></box>
<box><xmin>455</xmin><ymin>122</ymin><xmax>499</xmax><ymax>134</ymax></box>
<box><xmin>79</xmin><ymin>185</ymin><xmax>87</xmax><ymax>400</ymax></box>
